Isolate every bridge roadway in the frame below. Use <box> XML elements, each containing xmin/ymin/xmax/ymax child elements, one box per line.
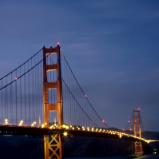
<box><xmin>0</xmin><ymin>124</ymin><xmax>151</xmax><ymax>144</ymax></box>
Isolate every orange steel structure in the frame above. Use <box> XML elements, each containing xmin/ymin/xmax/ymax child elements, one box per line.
<box><xmin>43</xmin><ymin>45</ymin><xmax>63</xmax><ymax>159</ymax></box>
<box><xmin>133</xmin><ymin>108</ymin><xmax>143</xmax><ymax>156</ymax></box>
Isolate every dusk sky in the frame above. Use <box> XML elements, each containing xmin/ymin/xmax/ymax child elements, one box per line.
<box><xmin>0</xmin><ymin>0</ymin><xmax>159</xmax><ymax>131</ymax></box>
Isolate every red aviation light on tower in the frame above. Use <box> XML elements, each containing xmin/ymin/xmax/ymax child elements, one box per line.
<box><xmin>136</xmin><ymin>107</ymin><xmax>141</xmax><ymax>112</ymax></box>
<box><xmin>56</xmin><ymin>42</ymin><xmax>61</xmax><ymax>47</ymax></box>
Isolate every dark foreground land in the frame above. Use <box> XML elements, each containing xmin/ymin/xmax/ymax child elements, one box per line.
<box><xmin>0</xmin><ymin>131</ymin><xmax>158</xmax><ymax>159</ymax></box>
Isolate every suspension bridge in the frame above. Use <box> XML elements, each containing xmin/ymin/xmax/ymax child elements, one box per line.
<box><xmin>0</xmin><ymin>44</ymin><xmax>155</xmax><ymax>159</ymax></box>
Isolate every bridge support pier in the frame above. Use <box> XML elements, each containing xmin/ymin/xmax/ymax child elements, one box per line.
<box><xmin>134</xmin><ymin>141</ymin><xmax>143</xmax><ymax>156</ymax></box>
<box><xmin>44</xmin><ymin>134</ymin><xmax>63</xmax><ymax>159</ymax></box>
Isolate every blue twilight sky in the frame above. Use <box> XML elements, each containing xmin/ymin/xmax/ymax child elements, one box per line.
<box><xmin>0</xmin><ymin>0</ymin><xmax>159</xmax><ymax>131</ymax></box>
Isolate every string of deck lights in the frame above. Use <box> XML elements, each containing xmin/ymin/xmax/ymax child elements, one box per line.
<box><xmin>1</xmin><ymin>118</ymin><xmax>152</xmax><ymax>144</ymax></box>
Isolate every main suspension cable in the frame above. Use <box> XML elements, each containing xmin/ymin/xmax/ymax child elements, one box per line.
<box><xmin>62</xmin><ymin>53</ymin><xmax>107</xmax><ymax>127</ymax></box>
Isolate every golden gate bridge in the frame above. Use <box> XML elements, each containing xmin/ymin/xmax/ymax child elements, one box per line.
<box><xmin>0</xmin><ymin>44</ymin><xmax>156</xmax><ymax>159</ymax></box>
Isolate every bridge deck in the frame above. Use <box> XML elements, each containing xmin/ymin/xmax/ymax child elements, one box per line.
<box><xmin>0</xmin><ymin>125</ymin><xmax>149</xmax><ymax>144</ymax></box>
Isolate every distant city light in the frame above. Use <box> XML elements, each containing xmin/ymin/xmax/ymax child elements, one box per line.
<box><xmin>153</xmin><ymin>148</ymin><xmax>157</xmax><ymax>155</ymax></box>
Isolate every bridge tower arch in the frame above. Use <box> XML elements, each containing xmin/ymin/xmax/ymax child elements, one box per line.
<box><xmin>133</xmin><ymin>107</ymin><xmax>143</xmax><ymax>156</ymax></box>
<box><xmin>43</xmin><ymin>44</ymin><xmax>63</xmax><ymax>159</ymax></box>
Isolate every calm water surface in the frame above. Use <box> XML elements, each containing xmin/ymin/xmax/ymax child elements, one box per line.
<box><xmin>65</xmin><ymin>155</ymin><xmax>159</xmax><ymax>159</ymax></box>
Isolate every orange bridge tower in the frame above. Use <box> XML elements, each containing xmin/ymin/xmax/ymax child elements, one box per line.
<box><xmin>133</xmin><ymin>107</ymin><xmax>143</xmax><ymax>156</ymax></box>
<box><xmin>43</xmin><ymin>44</ymin><xmax>63</xmax><ymax>159</ymax></box>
